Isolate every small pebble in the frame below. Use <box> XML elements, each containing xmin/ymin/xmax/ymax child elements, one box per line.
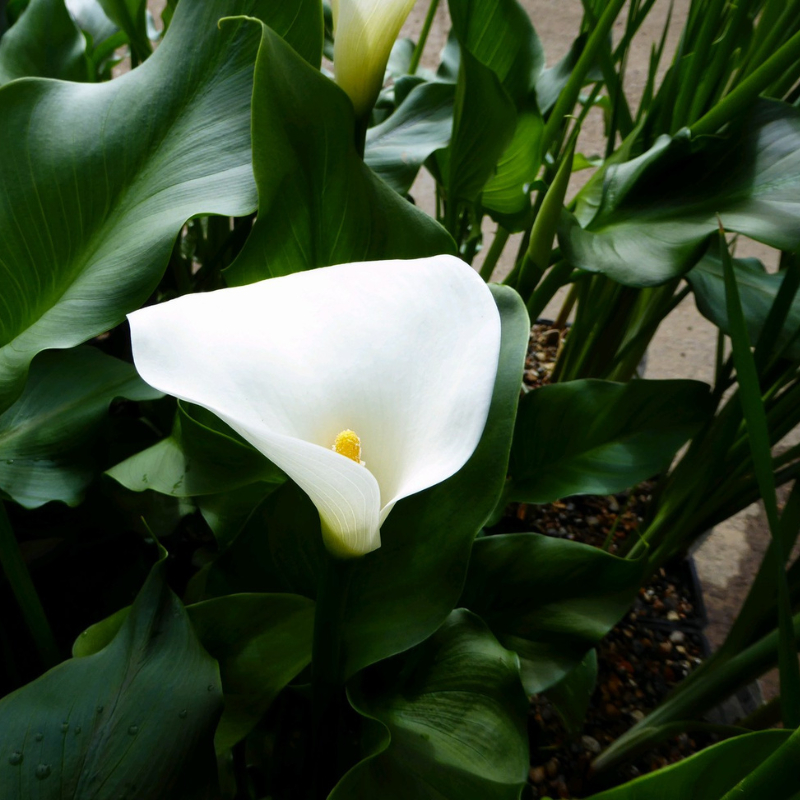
<box><xmin>581</xmin><ymin>735</ymin><xmax>602</xmax><ymax>754</ymax></box>
<box><xmin>669</xmin><ymin>630</ymin><xmax>685</xmax><ymax>644</ymax></box>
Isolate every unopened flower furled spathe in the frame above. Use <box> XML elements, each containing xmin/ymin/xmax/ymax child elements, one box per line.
<box><xmin>128</xmin><ymin>256</ymin><xmax>500</xmax><ymax>559</ymax></box>
<box><xmin>331</xmin><ymin>0</ymin><xmax>417</xmax><ymax>118</ymax></box>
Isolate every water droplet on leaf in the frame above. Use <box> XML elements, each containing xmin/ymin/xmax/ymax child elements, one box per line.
<box><xmin>178</xmin><ymin>710</ymin><xmax>187</xmax><ymax>719</ymax></box>
<box><xmin>8</xmin><ymin>752</ymin><xmax>23</xmax><ymax>766</ymax></box>
<box><xmin>35</xmin><ymin>764</ymin><xmax>51</xmax><ymax>780</ymax></box>
<box><xmin>34</xmin><ymin>733</ymin><xmax>43</xmax><ymax>742</ymax></box>
<box><xmin>60</xmin><ymin>723</ymin><xmax>69</xmax><ymax>734</ymax></box>
<box><xmin>127</xmin><ymin>726</ymin><xmax>138</xmax><ymax>736</ymax></box>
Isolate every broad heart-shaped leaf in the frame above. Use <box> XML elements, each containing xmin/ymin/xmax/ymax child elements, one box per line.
<box><xmin>508</xmin><ymin>379</ymin><xmax>714</xmax><ymax>504</ymax></box>
<box><xmin>200</xmin><ymin>285</ymin><xmax>529</xmax><ymax>679</ymax></box>
<box><xmin>331</xmin><ymin>610</ymin><xmax>529</xmax><ymax>800</ymax></box>
<box><xmin>0</xmin><ymin>0</ymin><xmax>322</xmax><ymax>415</ymax></box>
<box><xmin>73</xmin><ymin>592</ymin><xmax>315</xmax><ymax>754</ymax></box>
<box><xmin>224</xmin><ymin>26</ymin><xmax>453</xmax><ymax>286</ymax></box>
<box><xmin>583</xmin><ymin>731</ymin><xmax>795</xmax><ymax>800</ymax></box>
<box><xmin>688</xmin><ymin>246</ymin><xmax>800</xmax><ymax>361</ymax></box>
<box><xmin>364</xmin><ymin>80</ymin><xmax>455</xmax><ymax>196</ymax></box>
<box><xmin>447</xmin><ymin>0</ymin><xmax>544</xmax><ymax>108</ymax></box>
<box><xmin>559</xmin><ymin>100</ymin><xmax>800</xmax><ymax>287</ymax></box>
<box><xmin>0</xmin><ymin>0</ymin><xmax>88</xmax><ymax>84</ymax></box>
<box><xmin>0</xmin><ymin>346</ymin><xmax>160</xmax><ymax>508</ymax></box>
<box><xmin>0</xmin><ymin>558</ymin><xmax>223</xmax><ymax>799</ymax></box>
<box><xmin>461</xmin><ymin>534</ymin><xmax>644</xmax><ymax>694</ymax></box>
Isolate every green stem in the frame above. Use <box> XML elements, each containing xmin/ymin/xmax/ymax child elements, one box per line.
<box><xmin>479</xmin><ymin>226</ymin><xmax>510</xmax><ymax>282</ymax></box>
<box><xmin>312</xmin><ymin>554</ymin><xmax>357</xmax><ymax>800</ymax></box>
<box><xmin>0</xmin><ymin>501</ymin><xmax>60</xmax><ymax>669</ymax></box>
<box><xmin>691</xmin><ymin>27</ymin><xmax>800</xmax><ymax>137</ymax></box>
<box><xmin>408</xmin><ymin>0</ymin><xmax>440</xmax><ymax>75</ymax></box>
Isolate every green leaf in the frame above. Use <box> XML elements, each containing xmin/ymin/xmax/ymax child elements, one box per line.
<box><xmin>108</xmin><ymin>402</ymin><xmax>286</xmax><ymax>546</ymax></box>
<box><xmin>719</xmin><ymin>229</ymin><xmax>800</xmax><ymax>728</ymax></box>
<box><xmin>482</xmin><ymin>108</ymin><xmax>544</xmax><ymax>229</ymax></box>
<box><xmin>66</xmin><ymin>0</ymin><xmax>118</xmax><ymax>48</ymax></box>
<box><xmin>584</xmin><ymin>731</ymin><xmax>795</xmax><ymax>800</ymax></box>
<box><xmin>535</xmin><ymin>32</ymin><xmax>602</xmax><ymax>115</ymax></box>
<box><xmin>95</xmin><ymin>0</ymin><xmax>148</xmax><ymax>61</ymax></box>
<box><xmin>108</xmin><ymin>401</ymin><xmax>285</xmax><ymax>499</ymax></box>
<box><xmin>0</xmin><ymin>346</ymin><xmax>160</xmax><ymax>508</ymax></box>
<box><xmin>0</xmin><ymin>0</ymin><xmax>321</xmax><ymax>414</ymax></box>
<box><xmin>331</xmin><ymin>610</ymin><xmax>529</xmax><ymax>800</ymax></box>
<box><xmin>559</xmin><ymin>100</ymin><xmax>800</xmax><ymax>286</ymax></box>
<box><xmin>0</xmin><ymin>557</ymin><xmax>223</xmax><ymax>799</ymax></box>
<box><xmin>73</xmin><ymin>592</ymin><xmax>315</xmax><ymax>753</ymax></box>
<box><xmin>201</xmin><ymin>285</ymin><xmax>530</xmax><ymax>678</ymax></box>
<box><xmin>365</xmin><ymin>80</ymin><xmax>455</xmax><ymax>195</ymax></box>
<box><xmin>461</xmin><ymin>534</ymin><xmax>644</xmax><ymax>693</ymax></box>
<box><xmin>0</xmin><ymin>0</ymin><xmax>88</xmax><ymax>84</ymax></box>
<box><xmin>687</xmin><ymin>245</ymin><xmax>800</xmax><ymax>361</ymax></box>
<box><xmin>546</xmin><ymin>648</ymin><xmax>597</xmax><ymax>736</ymax></box>
<box><xmin>224</xmin><ymin>24</ymin><xmax>452</xmax><ymax>285</ymax></box>
<box><xmin>441</xmin><ymin>45</ymin><xmax>516</xmax><ymax>211</ymax></box>
<box><xmin>447</xmin><ymin>0</ymin><xmax>544</xmax><ymax>107</ymax></box>
<box><xmin>509</xmin><ymin>378</ymin><xmax>713</xmax><ymax>503</ymax></box>
<box><xmin>188</xmin><ymin>593</ymin><xmax>314</xmax><ymax>752</ymax></box>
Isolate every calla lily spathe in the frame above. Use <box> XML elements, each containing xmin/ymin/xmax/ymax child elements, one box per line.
<box><xmin>128</xmin><ymin>256</ymin><xmax>501</xmax><ymax>558</ymax></box>
<box><xmin>331</xmin><ymin>0</ymin><xmax>417</xmax><ymax>118</ymax></box>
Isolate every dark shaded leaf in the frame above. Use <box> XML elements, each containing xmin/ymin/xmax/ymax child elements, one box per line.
<box><xmin>0</xmin><ymin>0</ymin><xmax>87</xmax><ymax>84</ymax></box>
<box><xmin>509</xmin><ymin>379</ymin><xmax>713</xmax><ymax>503</ymax></box>
<box><xmin>332</xmin><ymin>610</ymin><xmax>528</xmax><ymax>800</ymax></box>
<box><xmin>0</xmin><ymin>558</ymin><xmax>222</xmax><ymax>799</ymax></box>
<box><xmin>461</xmin><ymin>534</ymin><xmax>644</xmax><ymax>693</ymax></box>
<box><xmin>0</xmin><ymin>347</ymin><xmax>160</xmax><ymax>508</ymax></box>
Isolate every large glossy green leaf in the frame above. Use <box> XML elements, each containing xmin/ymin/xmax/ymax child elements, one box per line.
<box><xmin>509</xmin><ymin>379</ymin><xmax>714</xmax><ymax>503</ymax></box>
<box><xmin>332</xmin><ymin>610</ymin><xmax>528</xmax><ymax>800</ymax></box>
<box><xmin>201</xmin><ymin>286</ymin><xmax>530</xmax><ymax>678</ymax></box>
<box><xmin>0</xmin><ymin>0</ymin><xmax>321</xmax><ymax>414</ymax></box>
<box><xmin>461</xmin><ymin>534</ymin><xmax>644</xmax><ymax>693</ymax></box>
<box><xmin>583</xmin><ymin>731</ymin><xmax>795</xmax><ymax>800</ymax></box>
<box><xmin>0</xmin><ymin>557</ymin><xmax>223</xmax><ymax>799</ymax></box>
<box><xmin>0</xmin><ymin>346</ymin><xmax>160</xmax><ymax>508</ymax></box>
<box><xmin>447</xmin><ymin>0</ymin><xmax>543</xmax><ymax>107</ymax></box>
<box><xmin>364</xmin><ymin>81</ymin><xmax>455</xmax><ymax>195</ymax></box>
<box><xmin>688</xmin><ymin>247</ymin><xmax>800</xmax><ymax>360</ymax></box>
<box><xmin>0</xmin><ymin>0</ymin><xmax>87</xmax><ymax>84</ymax></box>
<box><xmin>73</xmin><ymin>591</ymin><xmax>315</xmax><ymax>753</ymax></box>
<box><xmin>224</xmin><ymin>25</ymin><xmax>452</xmax><ymax>285</ymax></box>
<box><xmin>560</xmin><ymin>100</ymin><xmax>800</xmax><ymax>286</ymax></box>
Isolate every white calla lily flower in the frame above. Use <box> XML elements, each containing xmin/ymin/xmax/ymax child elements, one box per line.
<box><xmin>331</xmin><ymin>0</ymin><xmax>417</xmax><ymax>118</ymax></box>
<box><xmin>128</xmin><ymin>256</ymin><xmax>500</xmax><ymax>559</ymax></box>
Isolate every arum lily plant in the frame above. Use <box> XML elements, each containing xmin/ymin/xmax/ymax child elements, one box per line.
<box><xmin>128</xmin><ymin>255</ymin><xmax>501</xmax><ymax>560</ymax></box>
